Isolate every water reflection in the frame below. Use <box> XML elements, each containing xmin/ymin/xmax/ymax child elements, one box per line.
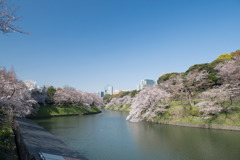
<box><xmin>128</xmin><ymin>121</ymin><xmax>240</xmax><ymax>160</ymax></box>
<box><xmin>35</xmin><ymin>110</ymin><xmax>240</xmax><ymax>160</ymax></box>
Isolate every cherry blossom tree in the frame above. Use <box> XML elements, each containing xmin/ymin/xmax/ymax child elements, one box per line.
<box><xmin>106</xmin><ymin>95</ymin><xmax>133</xmax><ymax>108</ymax></box>
<box><xmin>215</xmin><ymin>56</ymin><xmax>240</xmax><ymax>85</ymax></box>
<box><xmin>0</xmin><ymin>67</ymin><xmax>38</xmax><ymax>117</ymax></box>
<box><xmin>126</xmin><ymin>86</ymin><xmax>170</xmax><ymax>122</ymax></box>
<box><xmin>53</xmin><ymin>89</ymin><xmax>104</xmax><ymax>108</ymax></box>
<box><xmin>0</xmin><ymin>0</ymin><xmax>25</xmax><ymax>33</ymax></box>
<box><xmin>198</xmin><ymin>85</ymin><xmax>240</xmax><ymax>117</ymax></box>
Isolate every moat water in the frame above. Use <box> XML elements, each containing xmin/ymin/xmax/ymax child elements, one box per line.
<box><xmin>35</xmin><ymin>110</ymin><xmax>240</xmax><ymax>160</ymax></box>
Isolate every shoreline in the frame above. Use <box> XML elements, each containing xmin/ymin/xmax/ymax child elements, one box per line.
<box><xmin>32</xmin><ymin>106</ymin><xmax>102</xmax><ymax>119</ymax></box>
<box><xmin>13</xmin><ymin>117</ymin><xmax>87</xmax><ymax>160</ymax></box>
<box><xmin>146</xmin><ymin>119</ymin><xmax>240</xmax><ymax>131</ymax></box>
<box><xmin>31</xmin><ymin>111</ymin><xmax>102</xmax><ymax>119</ymax></box>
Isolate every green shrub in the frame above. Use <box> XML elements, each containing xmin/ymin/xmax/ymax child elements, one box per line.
<box><xmin>117</xmin><ymin>91</ymin><xmax>130</xmax><ymax>98</ymax></box>
<box><xmin>130</xmin><ymin>90</ymin><xmax>140</xmax><ymax>98</ymax></box>
<box><xmin>208</xmin><ymin>73</ymin><xmax>221</xmax><ymax>84</ymax></box>
<box><xmin>157</xmin><ymin>72</ymin><xmax>179</xmax><ymax>84</ymax></box>
<box><xmin>186</xmin><ymin>63</ymin><xmax>212</xmax><ymax>73</ymax></box>
<box><xmin>47</xmin><ymin>86</ymin><xmax>56</xmax><ymax>101</ymax></box>
<box><xmin>215</xmin><ymin>53</ymin><xmax>232</xmax><ymax>60</ymax></box>
<box><xmin>103</xmin><ymin>94</ymin><xmax>112</xmax><ymax>103</ymax></box>
<box><xmin>190</xmin><ymin>106</ymin><xmax>200</xmax><ymax>116</ymax></box>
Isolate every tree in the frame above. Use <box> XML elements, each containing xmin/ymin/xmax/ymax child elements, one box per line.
<box><xmin>0</xmin><ymin>66</ymin><xmax>38</xmax><ymax>117</ymax></box>
<box><xmin>103</xmin><ymin>94</ymin><xmax>112</xmax><ymax>104</ymax></box>
<box><xmin>47</xmin><ymin>86</ymin><xmax>56</xmax><ymax>101</ymax></box>
<box><xmin>53</xmin><ymin>89</ymin><xmax>104</xmax><ymax>108</ymax></box>
<box><xmin>197</xmin><ymin>85</ymin><xmax>240</xmax><ymax>118</ymax></box>
<box><xmin>230</xmin><ymin>50</ymin><xmax>240</xmax><ymax>58</ymax></box>
<box><xmin>126</xmin><ymin>86</ymin><xmax>170</xmax><ymax>122</ymax></box>
<box><xmin>0</xmin><ymin>0</ymin><xmax>25</xmax><ymax>34</ymax></box>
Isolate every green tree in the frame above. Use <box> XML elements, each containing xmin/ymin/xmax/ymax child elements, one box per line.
<box><xmin>47</xmin><ymin>86</ymin><xmax>56</xmax><ymax>101</ymax></box>
<box><xmin>103</xmin><ymin>94</ymin><xmax>112</xmax><ymax>103</ymax></box>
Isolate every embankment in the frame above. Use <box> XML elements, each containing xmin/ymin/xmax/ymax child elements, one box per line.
<box><xmin>13</xmin><ymin>117</ymin><xmax>87</xmax><ymax>160</ymax></box>
<box><xmin>147</xmin><ymin>119</ymin><xmax>240</xmax><ymax>131</ymax></box>
<box><xmin>33</xmin><ymin>106</ymin><xmax>101</xmax><ymax>118</ymax></box>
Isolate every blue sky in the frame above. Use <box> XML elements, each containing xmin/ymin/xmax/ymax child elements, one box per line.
<box><xmin>0</xmin><ymin>0</ymin><xmax>240</xmax><ymax>93</ymax></box>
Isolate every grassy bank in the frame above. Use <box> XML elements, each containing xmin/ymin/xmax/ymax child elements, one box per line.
<box><xmin>0</xmin><ymin>110</ymin><xmax>18</xmax><ymax>160</ymax></box>
<box><xmin>153</xmin><ymin>100</ymin><xmax>240</xmax><ymax>127</ymax></box>
<box><xmin>104</xmin><ymin>104</ymin><xmax>131</xmax><ymax>112</ymax></box>
<box><xmin>34</xmin><ymin>106</ymin><xmax>101</xmax><ymax>118</ymax></box>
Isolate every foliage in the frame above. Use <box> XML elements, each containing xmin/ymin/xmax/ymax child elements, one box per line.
<box><xmin>215</xmin><ymin>53</ymin><xmax>232</xmax><ymax>60</ymax></box>
<box><xmin>56</xmin><ymin>87</ymin><xmax>62</xmax><ymax>91</ymax></box>
<box><xmin>230</xmin><ymin>50</ymin><xmax>240</xmax><ymax>58</ymax></box>
<box><xmin>0</xmin><ymin>110</ymin><xmax>18</xmax><ymax>160</ymax></box>
<box><xmin>115</xmin><ymin>91</ymin><xmax>129</xmax><ymax>98</ymax></box>
<box><xmin>103</xmin><ymin>94</ymin><xmax>112</xmax><ymax>103</ymax></box>
<box><xmin>121</xmin><ymin>50</ymin><xmax>240</xmax><ymax>125</ymax></box>
<box><xmin>157</xmin><ymin>73</ymin><xmax>179</xmax><ymax>84</ymax></box>
<box><xmin>47</xmin><ymin>86</ymin><xmax>56</xmax><ymax>101</ymax></box>
<box><xmin>130</xmin><ymin>90</ymin><xmax>140</xmax><ymax>98</ymax></box>
<box><xmin>185</xmin><ymin>63</ymin><xmax>211</xmax><ymax>74</ymax></box>
<box><xmin>183</xmin><ymin>61</ymin><xmax>222</xmax><ymax>87</ymax></box>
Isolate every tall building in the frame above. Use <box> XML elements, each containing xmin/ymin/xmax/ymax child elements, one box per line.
<box><xmin>104</xmin><ymin>85</ymin><xmax>113</xmax><ymax>95</ymax></box>
<box><xmin>97</xmin><ymin>91</ymin><xmax>104</xmax><ymax>98</ymax></box>
<box><xmin>137</xmin><ymin>79</ymin><xmax>155</xmax><ymax>90</ymax></box>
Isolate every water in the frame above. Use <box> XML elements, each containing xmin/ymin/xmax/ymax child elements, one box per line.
<box><xmin>35</xmin><ymin>110</ymin><xmax>240</xmax><ymax>160</ymax></box>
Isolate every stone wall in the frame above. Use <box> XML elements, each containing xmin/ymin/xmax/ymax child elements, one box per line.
<box><xmin>13</xmin><ymin>117</ymin><xmax>87</xmax><ymax>160</ymax></box>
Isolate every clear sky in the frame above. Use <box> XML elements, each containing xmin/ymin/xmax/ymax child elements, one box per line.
<box><xmin>0</xmin><ymin>0</ymin><xmax>240</xmax><ymax>93</ymax></box>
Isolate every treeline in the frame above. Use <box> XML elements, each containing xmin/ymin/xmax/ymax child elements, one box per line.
<box><xmin>106</xmin><ymin>50</ymin><xmax>240</xmax><ymax>125</ymax></box>
<box><xmin>0</xmin><ymin>67</ymin><xmax>104</xmax><ymax>117</ymax></box>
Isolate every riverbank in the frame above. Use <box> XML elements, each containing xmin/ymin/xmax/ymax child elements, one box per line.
<box><xmin>104</xmin><ymin>104</ymin><xmax>131</xmax><ymax>112</ymax></box>
<box><xmin>13</xmin><ymin>117</ymin><xmax>87</xmax><ymax>160</ymax></box>
<box><xmin>32</xmin><ymin>106</ymin><xmax>101</xmax><ymax>118</ymax></box>
<box><xmin>147</xmin><ymin>119</ymin><xmax>240</xmax><ymax>131</ymax></box>
<box><xmin>107</xmin><ymin>100</ymin><xmax>240</xmax><ymax>131</ymax></box>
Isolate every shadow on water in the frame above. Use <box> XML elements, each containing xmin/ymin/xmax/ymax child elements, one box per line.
<box><xmin>35</xmin><ymin>110</ymin><xmax>240</xmax><ymax>160</ymax></box>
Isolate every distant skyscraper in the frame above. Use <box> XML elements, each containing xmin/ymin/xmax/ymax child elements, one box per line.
<box><xmin>137</xmin><ymin>79</ymin><xmax>155</xmax><ymax>90</ymax></box>
<box><xmin>104</xmin><ymin>85</ymin><xmax>113</xmax><ymax>95</ymax></box>
<box><xmin>97</xmin><ymin>91</ymin><xmax>104</xmax><ymax>98</ymax></box>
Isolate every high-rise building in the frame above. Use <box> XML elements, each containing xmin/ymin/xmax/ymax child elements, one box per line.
<box><xmin>104</xmin><ymin>85</ymin><xmax>113</xmax><ymax>95</ymax></box>
<box><xmin>137</xmin><ymin>79</ymin><xmax>155</xmax><ymax>90</ymax></box>
<box><xmin>97</xmin><ymin>91</ymin><xmax>104</xmax><ymax>98</ymax></box>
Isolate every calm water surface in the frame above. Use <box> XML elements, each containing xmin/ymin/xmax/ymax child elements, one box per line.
<box><xmin>35</xmin><ymin>110</ymin><xmax>240</xmax><ymax>160</ymax></box>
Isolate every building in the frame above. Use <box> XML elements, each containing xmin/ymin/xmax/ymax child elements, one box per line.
<box><xmin>113</xmin><ymin>90</ymin><xmax>121</xmax><ymax>95</ymax></box>
<box><xmin>24</xmin><ymin>80</ymin><xmax>39</xmax><ymax>91</ymax></box>
<box><xmin>104</xmin><ymin>85</ymin><xmax>113</xmax><ymax>95</ymax></box>
<box><xmin>137</xmin><ymin>79</ymin><xmax>155</xmax><ymax>90</ymax></box>
<box><xmin>97</xmin><ymin>91</ymin><xmax>104</xmax><ymax>98</ymax></box>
